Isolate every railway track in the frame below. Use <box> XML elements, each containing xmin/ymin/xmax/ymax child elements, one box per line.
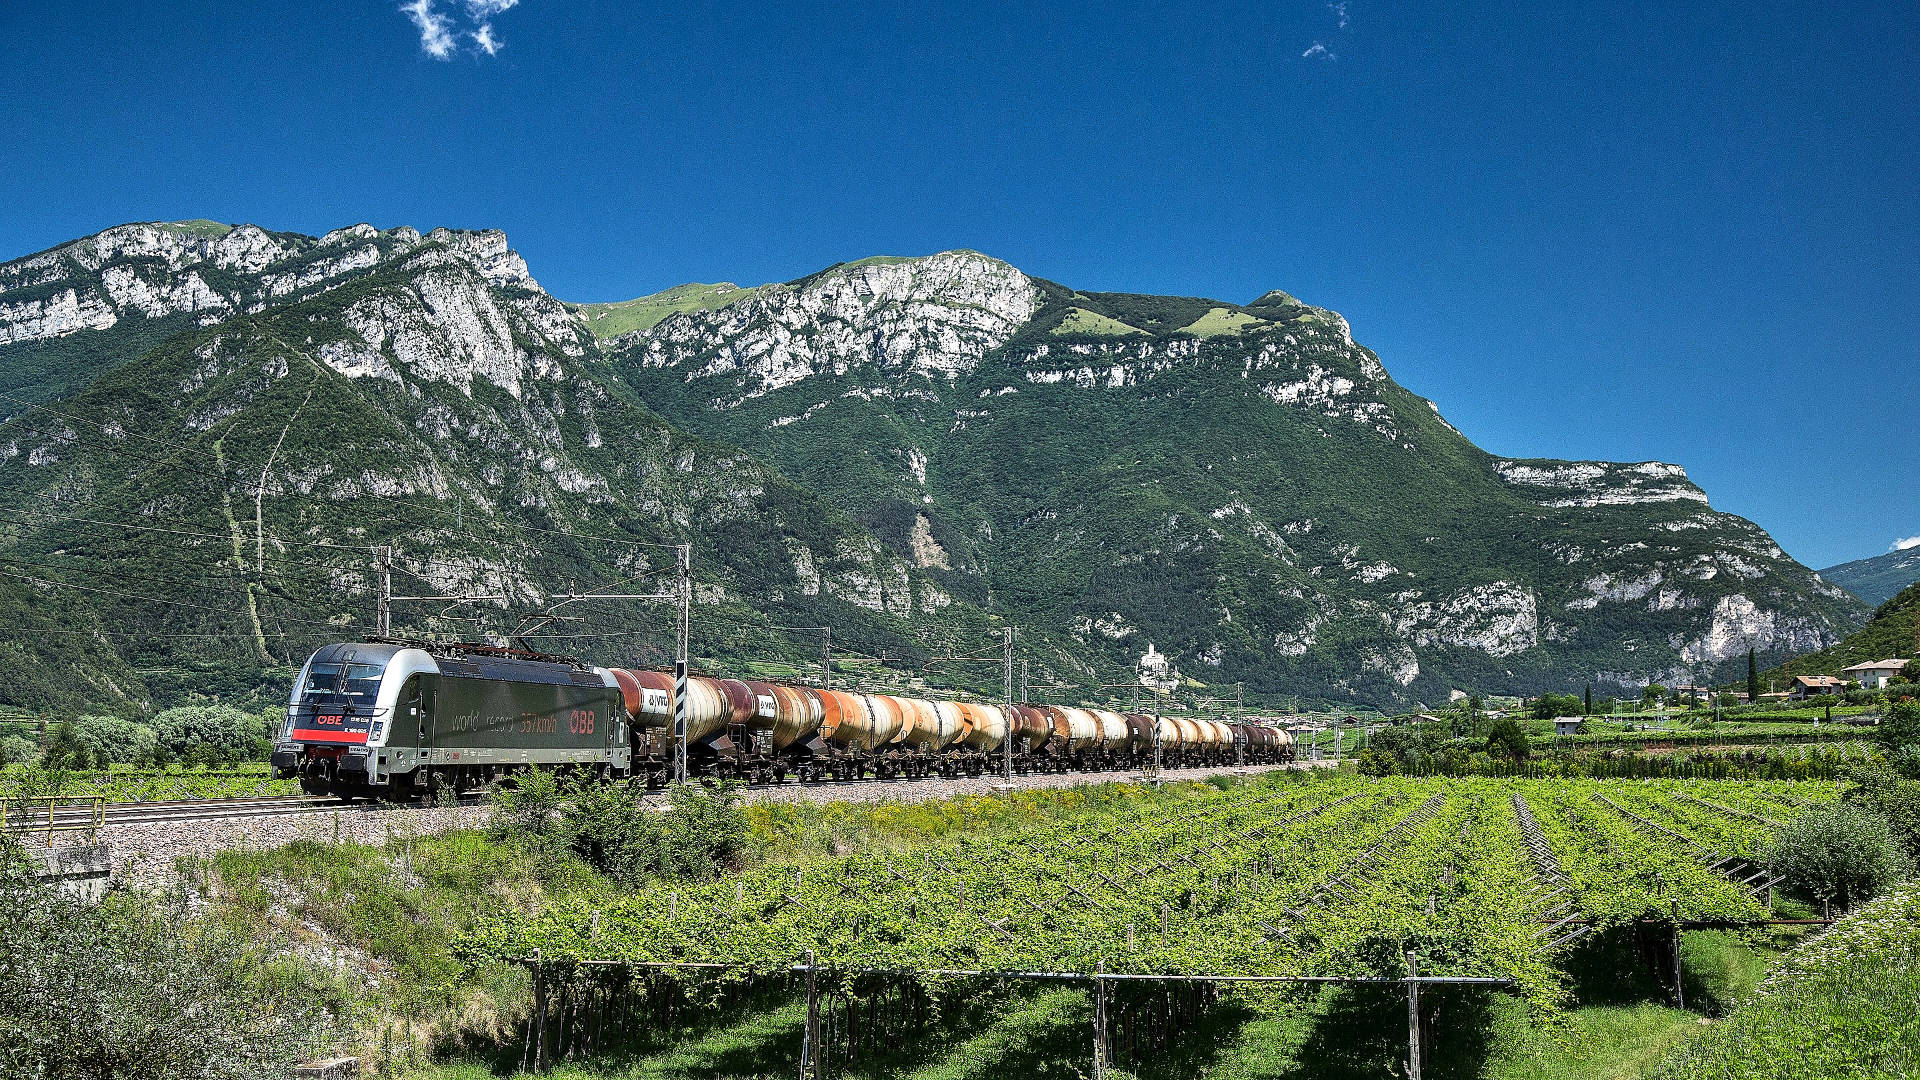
<box><xmin>4</xmin><ymin>762</ymin><xmax>1315</xmax><ymax>839</ymax></box>
<box><xmin>3</xmin><ymin>793</ymin><xmax>482</xmax><ymax>833</ymax></box>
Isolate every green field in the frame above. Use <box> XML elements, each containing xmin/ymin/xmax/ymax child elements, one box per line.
<box><xmin>14</xmin><ymin>767</ymin><xmax>1915</xmax><ymax>1079</ymax></box>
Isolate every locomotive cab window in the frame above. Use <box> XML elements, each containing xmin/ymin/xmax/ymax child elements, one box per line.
<box><xmin>301</xmin><ymin>662</ymin><xmax>386</xmax><ymax>705</ymax></box>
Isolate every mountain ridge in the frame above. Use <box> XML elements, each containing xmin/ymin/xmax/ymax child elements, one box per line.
<box><xmin>1820</xmin><ymin>545</ymin><xmax>1920</xmax><ymax>608</ymax></box>
<box><xmin>0</xmin><ymin>223</ymin><xmax>1869</xmax><ymax>711</ymax></box>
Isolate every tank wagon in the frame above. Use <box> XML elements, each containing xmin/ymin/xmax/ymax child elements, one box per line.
<box><xmin>272</xmin><ymin>640</ymin><xmax>1293</xmax><ymax>797</ymax></box>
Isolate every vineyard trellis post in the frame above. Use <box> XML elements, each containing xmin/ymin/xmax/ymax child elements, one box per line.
<box><xmin>1092</xmin><ymin>959</ymin><xmax>1111</xmax><ymax>1080</ymax></box>
<box><xmin>1405</xmin><ymin>952</ymin><xmax>1421</xmax><ymax>1080</ymax></box>
<box><xmin>801</xmin><ymin>950</ymin><xmax>821</xmax><ymax>1080</ymax></box>
<box><xmin>531</xmin><ymin>954</ymin><xmax>548</xmax><ymax>1074</ymax></box>
<box><xmin>1003</xmin><ymin>626</ymin><xmax>1015</xmax><ymax>782</ymax></box>
<box><xmin>1670</xmin><ymin>904</ymin><xmax>1686</xmax><ymax>1011</ymax></box>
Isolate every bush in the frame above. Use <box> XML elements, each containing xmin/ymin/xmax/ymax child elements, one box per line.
<box><xmin>150</xmin><ymin>705</ymin><xmax>260</xmax><ymax>765</ymax></box>
<box><xmin>1843</xmin><ymin>762</ymin><xmax>1920</xmax><ymax>864</ymax></box>
<box><xmin>63</xmin><ymin>714</ymin><xmax>158</xmax><ymax>768</ymax></box>
<box><xmin>0</xmin><ymin>735</ymin><xmax>36</xmax><ymax>767</ymax></box>
<box><xmin>1766</xmin><ymin>803</ymin><xmax>1911</xmax><ymax>913</ymax></box>
<box><xmin>1878</xmin><ymin>699</ymin><xmax>1920</xmax><ymax>758</ymax></box>
<box><xmin>0</xmin><ymin>846</ymin><xmax>335</xmax><ymax>1078</ymax></box>
<box><xmin>563</xmin><ymin>781</ymin><xmax>750</xmax><ymax>885</ymax></box>
<box><xmin>489</xmin><ymin>775</ymin><xmax>752</xmax><ymax>886</ymax></box>
<box><xmin>486</xmin><ymin>768</ymin><xmax>566</xmax><ymax>850</ymax></box>
<box><xmin>1484</xmin><ymin>717</ymin><xmax>1531</xmax><ymax>760</ymax></box>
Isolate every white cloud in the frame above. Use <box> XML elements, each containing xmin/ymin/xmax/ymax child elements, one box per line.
<box><xmin>1302</xmin><ymin>41</ymin><xmax>1334</xmax><ymax>60</ymax></box>
<box><xmin>1329</xmin><ymin>2</ymin><xmax>1349</xmax><ymax>28</ymax></box>
<box><xmin>402</xmin><ymin>0</ymin><xmax>520</xmax><ymax>59</ymax></box>
<box><xmin>1893</xmin><ymin>536</ymin><xmax>1920</xmax><ymax>552</ymax></box>
<box><xmin>402</xmin><ymin>0</ymin><xmax>456</xmax><ymax>59</ymax></box>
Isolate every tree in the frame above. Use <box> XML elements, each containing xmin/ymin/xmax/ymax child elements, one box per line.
<box><xmin>1765</xmin><ymin>803</ymin><xmax>1910</xmax><ymax>913</ymax></box>
<box><xmin>1747</xmin><ymin>647</ymin><xmax>1761</xmax><ymax>703</ymax></box>
<box><xmin>1583</xmin><ymin>684</ymin><xmax>1593</xmax><ymax>715</ymax></box>
<box><xmin>1843</xmin><ymin>761</ymin><xmax>1920</xmax><ymax>860</ymax></box>
<box><xmin>1484</xmin><ymin>717</ymin><xmax>1531</xmax><ymax>760</ymax></box>
<box><xmin>1877</xmin><ymin>699</ymin><xmax>1920</xmax><ymax>759</ymax></box>
<box><xmin>1644</xmin><ymin>684</ymin><xmax>1667</xmax><ymax>708</ymax></box>
<box><xmin>0</xmin><ymin>735</ymin><xmax>35</xmax><ymax>767</ymax></box>
<box><xmin>150</xmin><ymin>705</ymin><xmax>258</xmax><ymax>765</ymax></box>
<box><xmin>64</xmin><ymin>715</ymin><xmax>158</xmax><ymax>768</ymax></box>
<box><xmin>1530</xmin><ymin>692</ymin><xmax>1582</xmax><ymax>721</ymax></box>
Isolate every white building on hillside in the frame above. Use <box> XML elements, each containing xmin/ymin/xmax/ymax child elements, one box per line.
<box><xmin>1841</xmin><ymin>659</ymin><xmax>1911</xmax><ymax>690</ymax></box>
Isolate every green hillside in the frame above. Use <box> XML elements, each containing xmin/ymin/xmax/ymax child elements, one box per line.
<box><xmin>609</xmin><ymin>252</ymin><xmax>1865</xmax><ymax>704</ymax></box>
<box><xmin>0</xmin><ymin>225</ymin><xmax>1869</xmax><ymax>713</ymax></box>
<box><xmin>1821</xmin><ymin>545</ymin><xmax>1920</xmax><ymax>607</ymax></box>
<box><xmin>571</xmin><ymin>282</ymin><xmax>760</xmax><ymax>339</ymax></box>
<box><xmin>0</xmin><ymin>229</ymin><xmax>996</xmax><ymax>713</ymax></box>
<box><xmin>1765</xmin><ymin>581</ymin><xmax>1919</xmax><ymax>683</ymax></box>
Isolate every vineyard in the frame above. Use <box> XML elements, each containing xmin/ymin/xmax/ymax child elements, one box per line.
<box><xmin>459</xmin><ymin>773</ymin><xmax>1836</xmax><ymax>1075</ymax></box>
<box><xmin>0</xmin><ymin>763</ymin><xmax>297</xmax><ymax>801</ymax></box>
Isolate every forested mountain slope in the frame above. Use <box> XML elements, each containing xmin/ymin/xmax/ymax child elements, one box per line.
<box><xmin>607</xmin><ymin>252</ymin><xmax>1863</xmax><ymax>703</ymax></box>
<box><xmin>0</xmin><ymin>226</ymin><xmax>985</xmax><ymax>711</ymax></box>
<box><xmin>0</xmin><ymin>227</ymin><xmax>1865</xmax><ymax>711</ymax></box>
<box><xmin>1820</xmin><ymin>546</ymin><xmax>1920</xmax><ymax>607</ymax></box>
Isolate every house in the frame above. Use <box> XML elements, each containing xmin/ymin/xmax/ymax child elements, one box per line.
<box><xmin>1553</xmin><ymin>717</ymin><xmax>1583</xmax><ymax>736</ymax></box>
<box><xmin>1790</xmin><ymin>675</ymin><xmax>1848</xmax><ymax>699</ymax></box>
<box><xmin>1841</xmin><ymin>659</ymin><xmax>1911</xmax><ymax>691</ymax></box>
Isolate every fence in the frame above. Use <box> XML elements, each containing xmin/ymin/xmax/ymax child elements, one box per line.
<box><xmin>0</xmin><ymin>795</ymin><xmax>105</xmax><ymax>845</ymax></box>
<box><xmin>507</xmin><ymin>953</ymin><xmax>1513</xmax><ymax>1080</ymax></box>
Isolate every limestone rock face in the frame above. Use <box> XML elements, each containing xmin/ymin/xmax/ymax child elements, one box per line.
<box><xmin>0</xmin><ymin>221</ymin><xmax>556</xmax><ymax>353</ymax></box>
<box><xmin>0</xmin><ymin>222</ymin><xmax>1871</xmax><ymax>707</ymax></box>
<box><xmin>609</xmin><ymin>254</ymin><xmax>1864</xmax><ymax>700</ymax></box>
<box><xmin>635</xmin><ymin>251</ymin><xmax>1042</xmax><ymax>400</ymax></box>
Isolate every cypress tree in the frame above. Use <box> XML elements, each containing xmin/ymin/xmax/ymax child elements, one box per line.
<box><xmin>1747</xmin><ymin>647</ymin><xmax>1761</xmax><ymax>704</ymax></box>
<box><xmin>1584</xmin><ymin>684</ymin><xmax>1593</xmax><ymax>715</ymax></box>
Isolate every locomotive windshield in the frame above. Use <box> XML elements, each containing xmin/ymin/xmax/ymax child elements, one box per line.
<box><xmin>301</xmin><ymin>662</ymin><xmax>385</xmax><ymax>706</ymax></box>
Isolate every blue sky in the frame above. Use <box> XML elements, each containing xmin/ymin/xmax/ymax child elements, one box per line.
<box><xmin>0</xmin><ymin>0</ymin><xmax>1913</xmax><ymax>569</ymax></box>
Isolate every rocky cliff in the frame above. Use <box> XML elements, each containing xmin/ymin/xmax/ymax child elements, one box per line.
<box><xmin>0</xmin><ymin>226</ymin><xmax>1867</xmax><ymax>710</ymax></box>
<box><xmin>606</xmin><ymin>253</ymin><xmax>1864</xmax><ymax>702</ymax></box>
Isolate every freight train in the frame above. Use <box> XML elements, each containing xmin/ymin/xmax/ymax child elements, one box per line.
<box><xmin>271</xmin><ymin>640</ymin><xmax>1295</xmax><ymax>798</ymax></box>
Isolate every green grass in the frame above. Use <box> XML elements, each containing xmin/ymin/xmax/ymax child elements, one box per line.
<box><xmin>1482</xmin><ymin>1002</ymin><xmax>1702</xmax><ymax>1080</ymax></box>
<box><xmin>1647</xmin><ymin>885</ymin><xmax>1920</xmax><ymax>1079</ymax></box>
<box><xmin>1049</xmin><ymin>307</ymin><xmax>1147</xmax><ymax>337</ymax></box>
<box><xmin>1176</xmin><ymin>307</ymin><xmax>1268</xmax><ymax>337</ymax></box>
<box><xmin>571</xmin><ymin>282</ymin><xmax>762</xmax><ymax>339</ymax></box>
<box><xmin>156</xmin><ymin>219</ymin><xmax>234</xmax><ymax>238</ymax></box>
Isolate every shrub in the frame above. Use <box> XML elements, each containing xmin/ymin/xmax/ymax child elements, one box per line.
<box><xmin>1484</xmin><ymin>717</ymin><xmax>1531</xmax><ymax>760</ymax></box>
<box><xmin>1766</xmin><ymin>803</ymin><xmax>1911</xmax><ymax>913</ymax></box>
<box><xmin>65</xmin><ymin>714</ymin><xmax>158</xmax><ymax>767</ymax></box>
<box><xmin>1878</xmin><ymin>699</ymin><xmax>1920</xmax><ymax>758</ymax></box>
<box><xmin>0</xmin><ymin>849</ymin><xmax>335</xmax><ymax>1078</ymax></box>
<box><xmin>150</xmin><ymin>705</ymin><xmax>260</xmax><ymax>765</ymax></box>
<box><xmin>0</xmin><ymin>734</ymin><xmax>37</xmax><ymax>767</ymax></box>
<box><xmin>489</xmin><ymin>775</ymin><xmax>752</xmax><ymax>886</ymax></box>
<box><xmin>485</xmin><ymin>768</ymin><xmax>566</xmax><ymax>851</ymax></box>
<box><xmin>1843</xmin><ymin>762</ymin><xmax>1920</xmax><ymax>864</ymax></box>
